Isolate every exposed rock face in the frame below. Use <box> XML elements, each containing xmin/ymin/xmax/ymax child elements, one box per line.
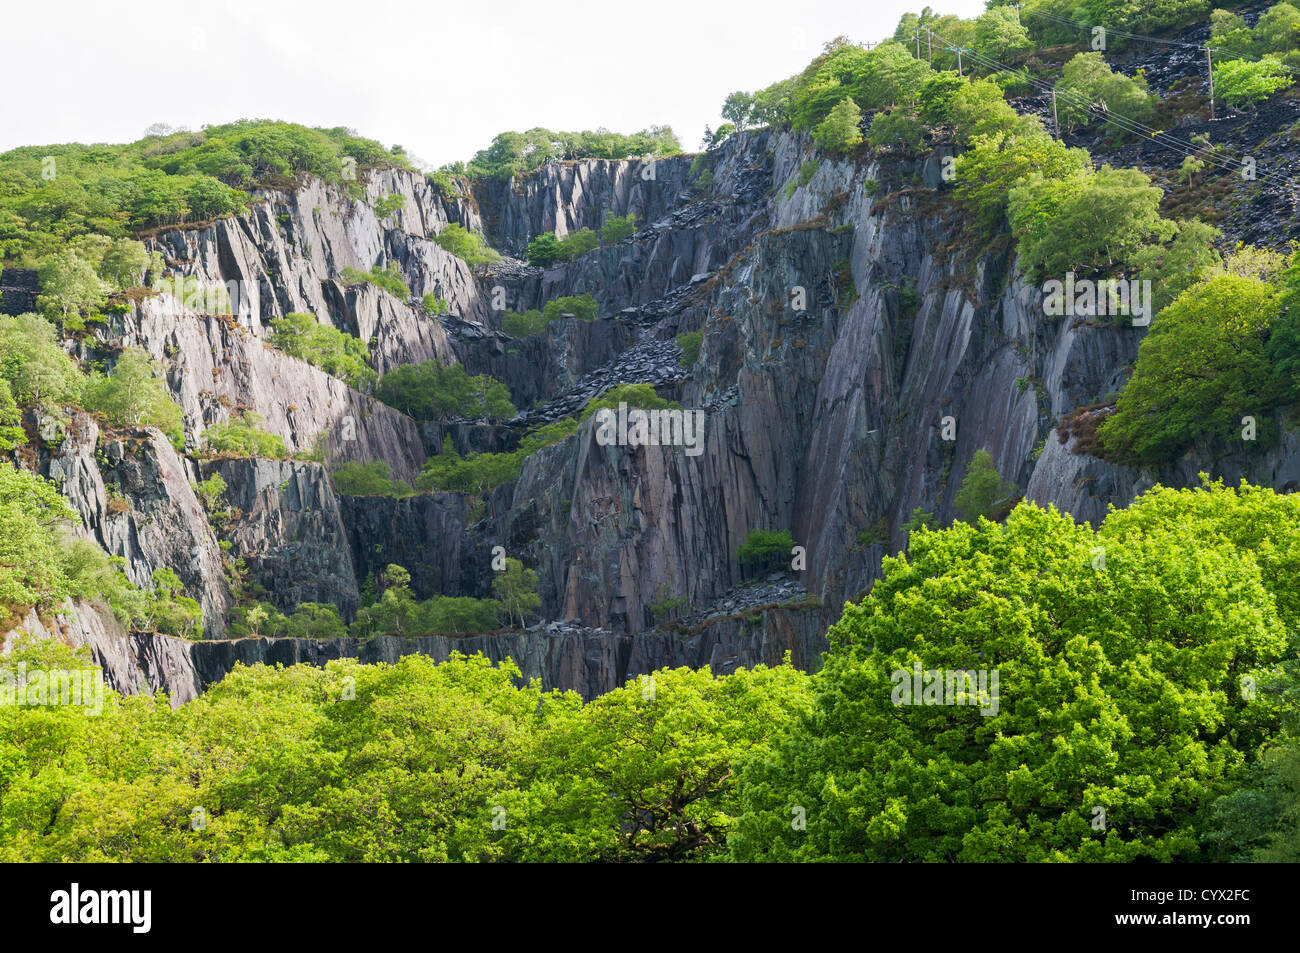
<box><xmin>9</xmin><ymin>123</ymin><xmax>1298</xmax><ymax>705</ymax></box>
<box><xmin>203</xmin><ymin>458</ymin><xmax>360</xmax><ymax>617</ymax></box>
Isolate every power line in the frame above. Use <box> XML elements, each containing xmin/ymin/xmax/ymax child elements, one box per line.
<box><xmin>927</xmin><ymin>28</ymin><xmax>1298</xmax><ymax>191</ymax></box>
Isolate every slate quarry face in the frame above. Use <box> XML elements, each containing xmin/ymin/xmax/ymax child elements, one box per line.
<box><xmin>9</xmin><ymin>123</ymin><xmax>1299</xmax><ymax>702</ymax></box>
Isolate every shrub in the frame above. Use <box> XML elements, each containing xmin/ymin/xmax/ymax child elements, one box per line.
<box><xmin>676</xmin><ymin>330</ymin><xmax>702</xmax><ymax>367</ymax></box>
<box><xmin>492</xmin><ymin>557</ymin><xmax>541</xmax><ymax>628</ymax></box>
<box><xmin>373</xmin><ymin>194</ymin><xmax>405</xmax><ymax>220</ymax></box>
<box><xmin>432</xmin><ymin>224</ymin><xmax>501</xmax><ymax>267</ymax></box>
<box><xmin>867</xmin><ymin>107</ymin><xmax>926</xmax><ymax>152</ymax></box>
<box><xmin>542</xmin><ymin>293</ymin><xmax>598</xmax><ymax>322</ymax></box>
<box><xmin>579</xmin><ymin>383</ymin><xmax>677</xmax><ymax>421</ymax></box>
<box><xmin>736</xmin><ymin>529</ymin><xmax>795</xmax><ymax>575</ymax></box>
<box><xmin>82</xmin><ymin>347</ymin><xmax>184</xmax><ymax>447</ymax></box>
<box><xmin>600</xmin><ymin>213</ymin><xmax>638</xmax><ymax>243</ymax></box>
<box><xmin>503</xmin><ymin>309</ymin><xmax>546</xmax><ymax>337</ymax></box>
<box><xmin>1056</xmin><ymin>53</ymin><xmax>1156</xmax><ymax>138</ymax></box>
<box><xmin>269</xmin><ymin>312</ymin><xmax>375</xmax><ymax>390</ymax></box>
<box><xmin>421</xmin><ymin>293</ymin><xmax>448</xmax><ymax>315</ymax></box>
<box><xmin>1007</xmin><ymin>166</ymin><xmax>1175</xmax><ymax>282</ymax></box>
<box><xmin>205</xmin><ymin>411</ymin><xmax>287</xmax><ymax>459</ymax></box>
<box><xmin>416</xmin><ymin>419</ymin><xmax>577</xmax><ymax>494</ymax></box>
<box><xmin>340</xmin><ymin>262</ymin><xmax>409</xmax><ymax>299</ymax></box>
<box><xmin>375</xmin><ymin>361</ymin><xmax>515</xmax><ymax>421</ymax></box>
<box><xmin>1213</xmin><ymin>57</ymin><xmax>1294</xmax><ymax>107</ymax></box>
<box><xmin>0</xmin><ymin>313</ymin><xmax>84</xmax><ymax>408</ymax></box>
<box><xmin>329</xmin><ymin>460</ymin><xmax>415</xmax><ymax>497</ymax></box>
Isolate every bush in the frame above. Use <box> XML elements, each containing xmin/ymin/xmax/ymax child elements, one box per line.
<box><xmin>503</xmin><ymin>309</ymin><xmax>546</xmax><ymax>337</ymax></box>
<box><xmin>1056</xmin><ymin>53</ymin><xmax>1157</xmax><ymax>138</ymax></box>
<box><xmin>329</xmin><ymin>460</ymin><xmax>415</xmax><ymax>497</ymax></box>
<box><xmin>0</xmin><ymin>313</ymin><xmax>84</xmax><ymax>408</ymax></box>
<box><xmin>735</xmin><ymin>529</ymin><xmax>795</xmax><ymax>574</ymax></box>
<box><xmin>867</xmin><ymin>107</ymin><xmax>926</xmax><ymax>152</ymax></box>
<box><xmin>542</xmin><ymin>293</ymin><xmax>598</xmax><ymax>322</ymax></box>
<box><xmin>372</xmin><ymin>194</ymin><xmax>405</xmax><ymax>220</ymax></box>
<box><xmin>600</xmin><ymin>213</ymin><xmax>638</xmax><ymax>243</ymax></box>
<box><xmin>492</xmin><ymin>557</ymin><xmax>541</xmax><ymax>628</ymax></box>
<box><xmin>205</xmin><ymin>412</ymin><xmax>287</xmax><ymax>459</ymax></box>
<box><xmin>416</xmin><ymin>419</ymin><xmax>577</xmax><ymax>494</ymax></box>
<box><xmin>676</xmin><ymin>330</ymin><xmax>702</xmax><ymax>367</ymax></box>
<box><xmin>432</xmin><ymin>224</ymin><xmax>502</xmax><ymax>267</ymax></box>
<box><xmin>729</xmin><ymin>489</ymin><xmax>1291</xmax><ymax>861</ymax></box>
<box><xmin>579</xmin><ymin>383</ymin><xmax>677</xmax><ymax>421</ymax></box>
<box><xmin>421</xmin><ymin>293</ymin><xmax>448</xmax><ymax>315</ymax></box>
<box><xmin>527</xmin><ymin>229</ymin><xmax>598</xmax><ymax>266</ymax></box>
<box><xmin>82</xmin><ymin>347</ymin><xmax>184</xmax><ymax>447</ymax></box>
<box><xmin>954</xmin><ymin>131</ymin><xmax>1091</xmax><ymax>240</ymax></box>
<box><xmin>269</xmin><ymin>312</ymin><xmax>375</xmax><ymax>390</ymax></box>
<box><xmin>466</xmin><ymin>126</ymin><xmax>682</xmax><ymax>180</ymax></box>
<box><xmin>813</xmin><ymin>98</ymin><xmax>863</xmax><ymax>154</ymax></box>
<box><xmin>340</xmin><ymin>262</ymin><xmax>409</xmax><ymax>299</ymax></box>
<box><xmin>375</xmin><ymin>361</ymin><xmax>515</xmax><ymax>421</ymax></box>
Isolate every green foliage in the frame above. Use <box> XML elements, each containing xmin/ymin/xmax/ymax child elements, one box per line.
<box><xmin>953</xmin><ymin>449</ymin><xmax>1017</xmax><ymax>522</ymax></box>
<box><xmin>867</xmin><ymin>107</ymin><xmax>926</xmax><ymax>152</ymax></box>
<box><xmin>350</xmin><ymin>567</ymin><xmax>503</xmax><ymax>637</ymax></box>
<box><xmin>492</xmin><ymin>557</ymin><xmax>541</xmax><ymax>628</ymax></box>
<box><xmin>0</xmin><ymin>121</ymin><xmax>404</xmax><ymax>264</ymax></box>
<box><xmin>503</xmin><ymin>309</ymin><xmax>546</xmax><ymax>337</ymax></box>
<box><xmin>600</xmin><ymin>212</ymin><xmax>637</xmax><ymax>244</ymax></box>
<box><xmin>421</xmin><ymin>293</ymin><xmax>448</xmax><ymax>315</ymax></box>
<box><xmin>579</xmin><ymin>382</ymin><xmax>677</xmax><ymax>421</ymax></box>
<box><xmin>947</xmin><ymin>77</ymin><xmax>1042</xmax><ymax>145</ymax></box>
<box><xmin>0</xmin><ymin>462</ymin><xmax>78</xmax><ymax>612</ymax></box>
<box><xmin>36</xmin><ymin>251</ymin><xmax>106</xmax><ymax>321</ymax></box>
<box><xmin>0</xmin><ymin>313</ymin><xmax>83</xmax><ymax>408</ymax></box>
<box><xmin>526</xmin><ymin>229</ymin><xmax>598</xmax><ymax>266</ymax></box>
<box><xmin>426</xmin><ymin>169</ymin><xmax>461</xmax><ymax>197</ymax></box>
<box><xmin>144</xmin><ymin>568</ymin><xmax>203</xmax><ymax>640</ymax></box>
<box><xmin>1099</xmin><ymin>274</ymin><xmax>1284</xmax><ymax>465</ymax></box>
<box><xmin>194</xmin><ymin>473</ymin><xmax>227</xmax><ymax>512</ymax></box>
<box><xmin>416</xmin><ymin>420</ymin><xmax>578</xmax><ymax>495</ymax></box>
<box><xmin>676</xmin><ymin>330</ymin><xmax>702</xmax><ymax>367</ymax></box>
<box><xmin>372</xmin><ymin>193</ymin><xmax>405</xmax><ymax>221</ymax></box>
<box><xmin>1213</xmin><ymin>56</ymin><xmax>1294</xmax><ymax>107</ymax></box>
<box><xmin>81</xmin><ymin>347</ymin><xmax>184</xmax><ymax>446</ymax></box>
<box><xmin>269</xmin><ymin>312</ymin><xmax>375</xmax><ymax>390</ymax></box>
<box><xmin>954</xmin><ymin>131</ymin><xmax>1091</xmax><ymax>238</ymax></box>
<box><xmin>974</xmin><ymin>5</ymin><xmax>1033</xmax><ymax>60</ymax></box>
<box><xmin>329</xmin><ymin>460</ymin><xmax>415</xmax><ymax>498</ymax></box>
<box><xmin>432</xmin><ymin>223</ymin><xmax>501</xmax><ymax>267</ymax></box>
<box><xmin>789</xmin><ymin>40</ymin><xmax>932</xmax><ymax>132</ymax></box>
<box><xmin>1131</xmin><ymin>219</ymin><xmax>1223</xmax><ymax>315</ymax></box>
<box><xmin>229</xmin><ymin>600</ymin><xmax>348</xmax><ymax>639</ymax></box>
<box><xmin>1007</xmin><ymin>165</ymin><xmax>1176</xmax><ymax>282</ymax></box>
<box><xmin>98</xmin><ymin>239</ymin><xmax>150</xmax><ymax>290</ymax></box>
<box><xmin>204</xmin><ymin>412</ymin><xmax>287</xmax><ymax>459</ymax></box>
<box><xmin>729</xmin><ymin>486</ymin><xmax>1291</xmax><ymax>862</ymax></box>
<box><xmin>543</xmin><ymin>293</ymin><xmax>598</xmax><ymax>323</ymax></box>
<box><xmin>813</xmin><ymin>97</ymin><xmax>864</xmax><ymax>154</ymax></box>
<box><xmin>498</xmin><ymin>665</ymin><xmax>812</xmax><ymax>861</ymax></box>
<box><xmin>466</xmin><ymin>127</ymin><xmax>682</xmax><ymax>180</ymax></box>
<box><xmin>339</xmin><ymin>261</ymin><xmax>409</xmax><ymax>298</ymax></box>
<box><xmin>0</xmin><ymin>380</ymin><xmax>25</xmax><ymax>451</ymax></box>
<box><xmin>735</xmin><ymin>529</ymin><xmax>795</xmax><ymax>573</ymax></box>
<box><xmin>375</xmin><ymin>361</ymin><xmax>515</xmax><ymax>422</ymax></box>
<box><xmin>1056</xmin><ymin>52</ymin><xmax>1157</xmax><ymax>137</ymax></box>
<box><xmin>918</xmin><ymin>71</ymin><xmax>967</xmax><ymax>126</ymax></box>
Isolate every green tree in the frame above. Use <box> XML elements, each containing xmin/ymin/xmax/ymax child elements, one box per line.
<box><xmin>813</xmin><ymin>97</ymin><xmax>864</xmax><ymax>154</ymax></box>
<box><xmin>974</xmin><ymin>6</ymin><xmax>1033</xmax><ymax>60</ymax></box>
<box><xmin>526</xmin><ymin>233</ymin><xmax>561</xmax><ymax>267</ymax></box>
<box><xmin>492</xmin><ymin>557</ymin><xmax>540</xmax><ymax>628</ymax></box>
<box><xmin>729</xmin><ymin>491</ymin><xmax>1291</xmax><ymax>862</ymax></box>
<box><xmin>1213</xmin><ymin>56</ymin><xmax>1294</xmax><ymax>107</ymax></box>
<box><xmin>953</xmin><ymin>449</ymin><xmax>1017</xmax><ymax>522</ymax></box>
<box><xmin>98</xmin><ymin>239</ymin><xmax>150</xmax><ymax>290</ymax></box>
<box><xmin>36</xmin><ymin>251</ymin><xmax>106</xmax><ymax>322</ymax></box>
<box><xmin>204</xmin><ymin>412</ymin><xmax>287</xmax><ymax>459</ymax></box>
<box><xmin>432</xmin><ymin>224</ymin><xmax>501</xmax><ymax>267</ymax></box>
<box><xmin>269</xmin><ymin>312</ymin><xmax>375</xmax><ymax>390</ymax></box>
<box><xmin>1099</xmin><ymin>274</ymin><xmax>1284</xmax><ymax>465</ymax></box>
<box><xmin>599</xmin><ymin>213</ymin><xmax>638</xmax><ymax>244</ymax></box>
<box><xmin>0</xmin><ymin>379</ymin><xmax>26</xmax><ymax>451</ymax></box>
<box><xmin>721</xmin><ymin>91</ymin><xmax>756</xmax><ymax>130</ymax></box>
<box><xmin>82</xmin><ymin>347</ymin><xmax>184</xmax><ymax>444</ymax></box>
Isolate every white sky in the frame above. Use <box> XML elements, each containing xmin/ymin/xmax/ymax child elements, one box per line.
<box><xmin>3</xmin><ymin>0</ymin><xmax>987</xmax><ymax>167</ymax></box>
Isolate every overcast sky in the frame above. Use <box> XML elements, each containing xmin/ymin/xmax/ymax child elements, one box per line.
<box><xmin>4</xmin><ymin>0</ymin><xmax>987</xmax><ymax>167</ymax></box>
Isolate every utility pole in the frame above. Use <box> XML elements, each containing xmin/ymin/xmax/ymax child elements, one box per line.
<box><xmin>1205</xmin><ymin>45</ymin><xmax>1215</xmax><ymax>118</ymax></box>
<box><xmin>927</xmin><ymin>27</ymin><xmax>933</xmax><ymax>64</ymax></box>
<box><xmin>915</xmin><ymin>29</ymin><xmax>920</xmax><ymax>59</ymax></box>
<box><xmin>1051</xmin><ymin>88</ymin><xmax>1060</xmax><ymax>139</ymax></box>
